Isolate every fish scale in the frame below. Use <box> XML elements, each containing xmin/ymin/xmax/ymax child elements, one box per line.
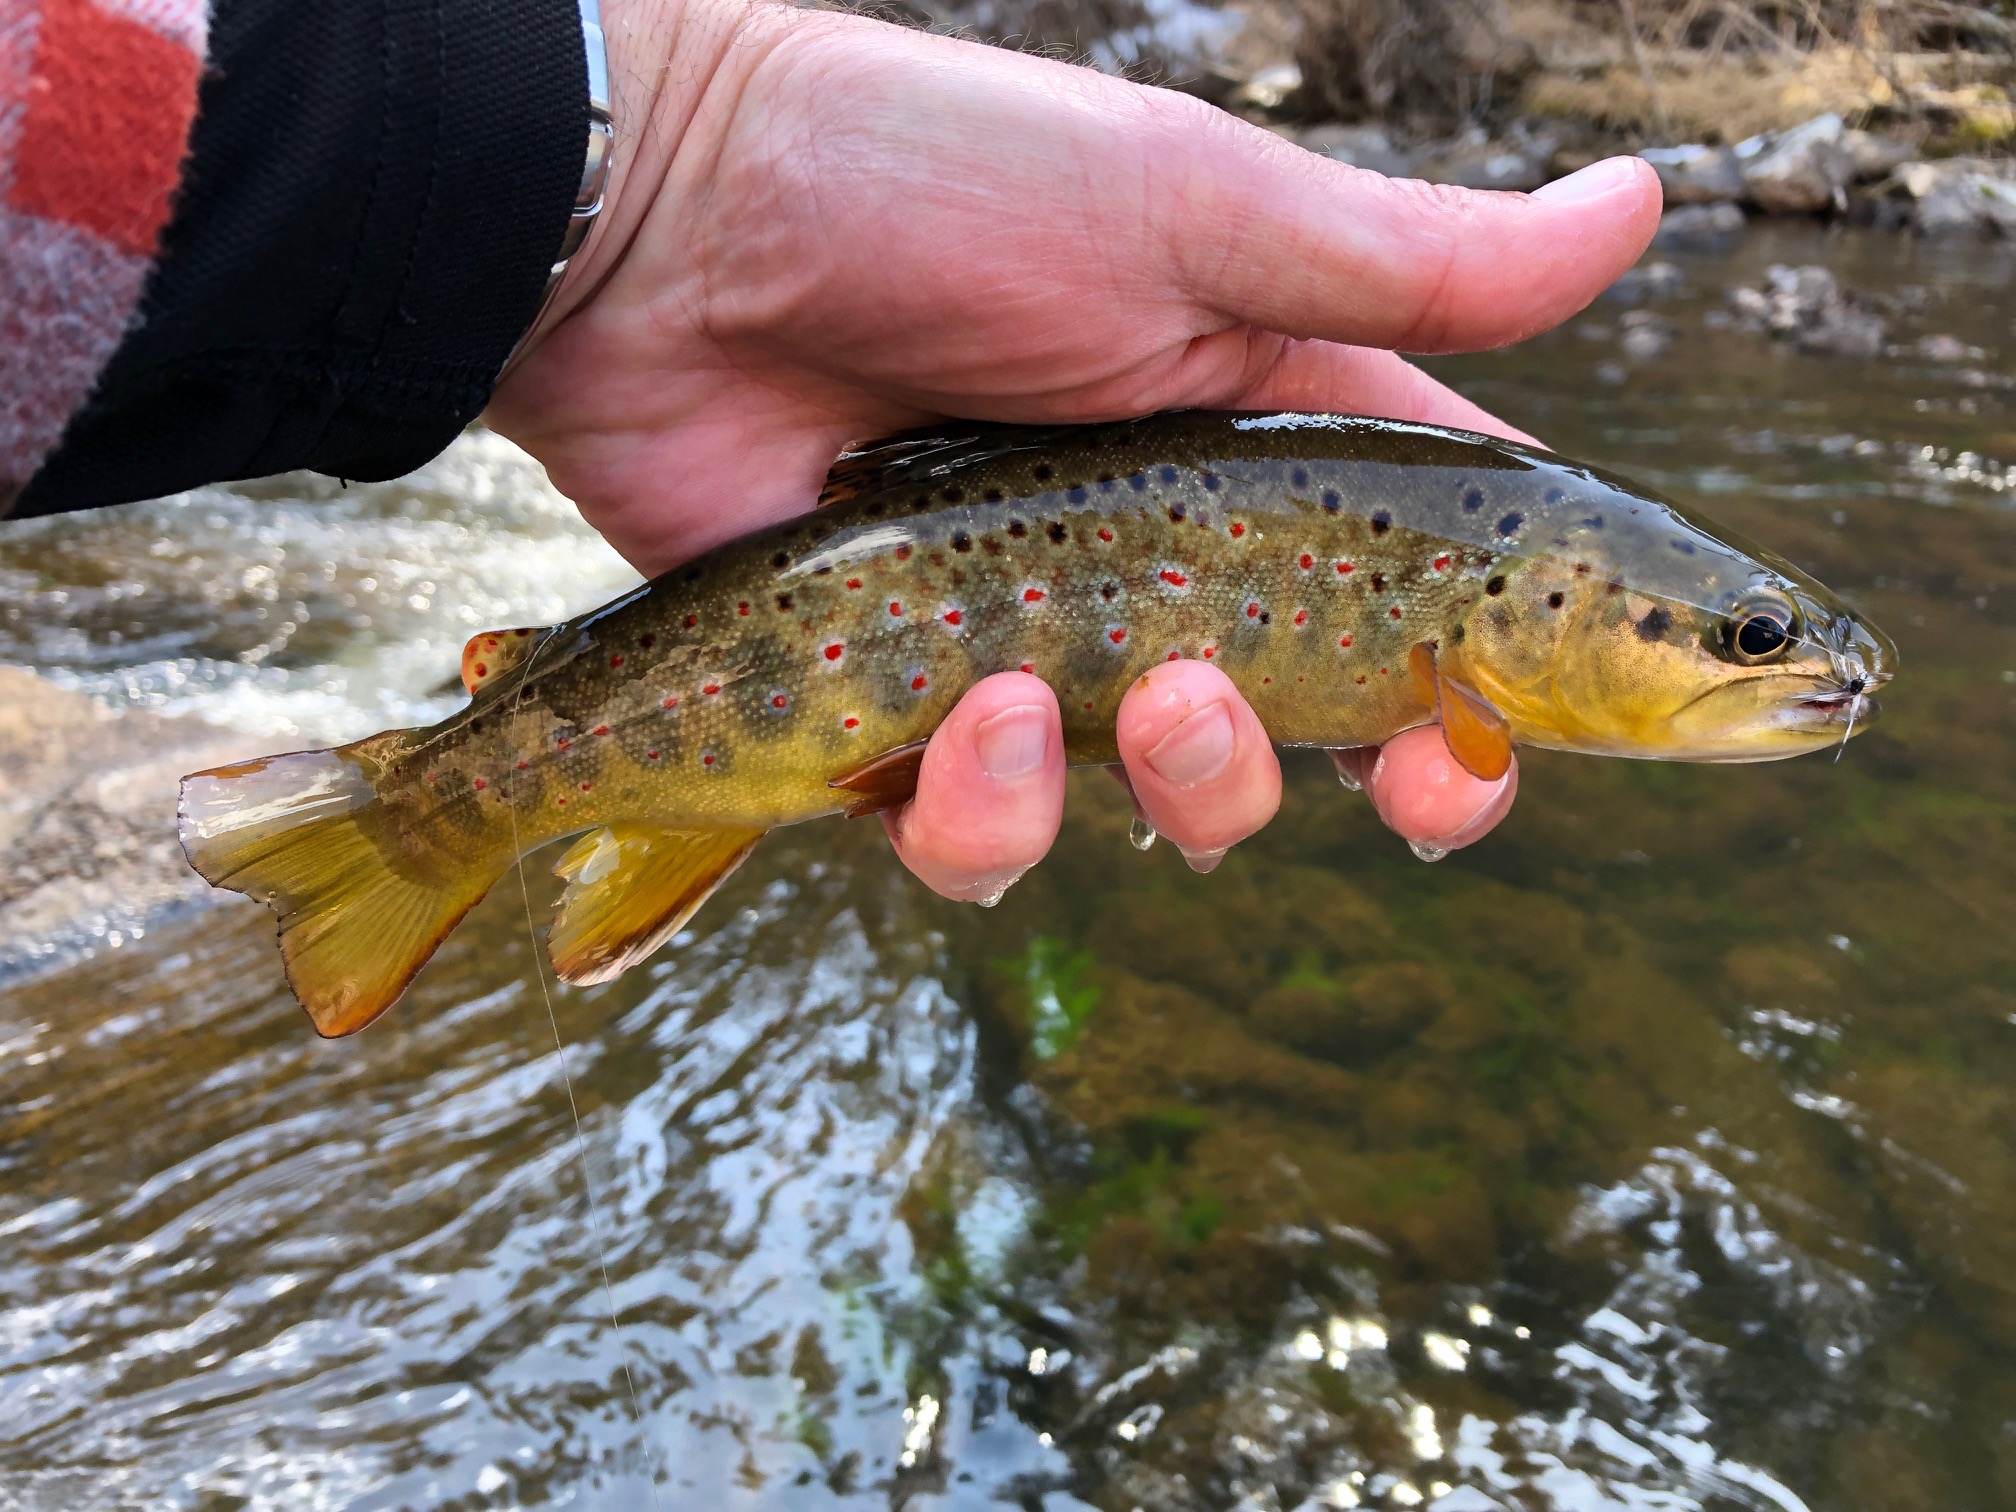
<box><xmin>177</xmin><ymin>411</ymin><xmax>1894</xmax><ymax>1036</ymax></box>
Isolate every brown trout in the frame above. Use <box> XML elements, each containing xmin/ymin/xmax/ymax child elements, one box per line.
<box><xmin>180</xmin><ymin>412</ymin><xmax>1895</xmax><ymax>1036</ymax></box>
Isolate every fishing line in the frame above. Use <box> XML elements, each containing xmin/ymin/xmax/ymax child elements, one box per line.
<box><xmin>505</xmin><ymin>637</ymin><xmax>667</xmax><ymax>1508</ymax></box>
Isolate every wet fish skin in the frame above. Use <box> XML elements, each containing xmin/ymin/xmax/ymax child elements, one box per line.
<box><xmin>178</xmin><ymin>411</ymin><xmax>1895</xmax><ymax>1035</ymax></box>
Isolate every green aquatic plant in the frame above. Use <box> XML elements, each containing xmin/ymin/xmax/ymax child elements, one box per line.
<box><xmin>1016</xmin><ymin>934</ymin><xmax>1101</xmax><ymax>1059</ymax></box>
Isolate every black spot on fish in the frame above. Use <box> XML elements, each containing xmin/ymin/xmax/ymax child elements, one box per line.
<box><xmin>1128</xmin><ymin>473</ymin><xmax>1148</xmax><ymax>491</ymax></box>
<box><xmin>1544</xmin><ymin>487</ymin><xmax>1565</xmax><ymax>504</ymax></box>
<box><xmin>1202</xmin><ymin>473</ymin><xmax>1221</xmax><ymax>491</ymax></box>
<box><xmin>1160</xmin><ymin>465</ymin><xmax>1179</xmax><ymax>484</ymax></box>
<box><xmin>1497</xmin><ymin>513</ymin><xmax>1523</xmax><ymax>537</ymax></box>
<box><xmin>983</xmin><ymin>488</ymin><xmax>1004</xmax><ymax>503</ymax></box>
<box><xmin>1547</xmin><ymin>591</ymin><xmax>1564</xmax><ymax>609</ymax></box>
<box><xmin>771</xmin><ymin>551</ymin><xmax>790</xmax><ymax>569</ymax></box>
<box><xmin>776</xmin><ymin>593</ymin><xmax>794</xmax><ymax>611</ymax></box>
<box><xmin>1463</xmin><ymin>487</ymin><xmax>1484</xmax><ymax>512</ymax></box>
<box><xmin>913</xmin><ymin>495</ymin><xmax>930</xmax><ymax>511</ymax></box>
<box><xmin>1670</xmin><ymin>537</ymin><xmax>1697</xmax><ymax>555</ymax></box>
<box><xmin>1486</xmin><ymin>576</ymin><xmax>1507</xmax><ymax>596</ymax></box>
<box><xmin>1066</xmin><ymin>487</ymin><xmax>1087</xmax><ymax>504</ymax></box>
<box><xmin>1097</xmin><ymin>475</ymin><xmax>1116</xmax><ymax>492</ymax></box>
<box><xmin>1047</xmin><ymin>520</ymin><xmax>1068</xmax><ymax>543</ymax></box>
<box><xmin>1637</xmin><ymin>605</ymin><xmax>1672</xmax><ymax>640</ymax></box>
<box><xmin>1371</xmin><ymin>510</ymin><xmax>1391</xmax><ymax>534</ymax></box>
<box><xmin>1370</xmin><ymin>572</ymin><xmax>1387</xmax><ymax>592</ymax></box>
<box><xmin>1100</xmin><ymin>581</ymin><xmax>1119</xmax><ymax>601</ymax></box>
<box><xmin>1292</xmin><ymin>467</ymin><xmax>1309</xmax><ymax>489</ymax></box>
<box><xmin>1258</xmin><ymin>611</ymin><xmax>1271</xmax><ymax>624</ymax></box>
<box><xmin>1322</xmin><ymin>491</ymin><xmax>1342</xmax><ymax>513</ymax></box>
<box><xmin>1168</xmin><ymin>503</ymin><xmax>1187</xmax><ymax>522</ymax></box>
<box><xmin>866</xmin><ymin>501</ymin><xmax>886</xmax><ymax>517</ymax></box>
<box><xmin>1008</xmin><ymin>520</ymin><xmax>1028</xmax><ymax>539</ymax></box>
<box><xmin>684</xmin><ymin>566</ymin><xmax>703</xmax><ymax>582</ymax></box>
<box><xmin>1450</xmin><ymin>624</ymin><xmax>1465</xmax><ymax>643</ymax></box>
<box><xmin>942</xmin><ymin>487</ymin><xmax>965</xmax><ymax>504</ymax></box>
<box><xmin>981</xmin><ymin>537</ymin><xmax>1003</xmax><ymax>556</ymax></box>
<box><xmin>951</xmin><ymin>531</ymin><xmax>972</xmax><ymax>553</ymax></box>
<box><xmin>1580</xmin><ymin>515</ymin><xmax>1605</xmax><ymax>529</ymax></box>
<box><xmin>1033</xmin><ymin>464</ymin><xmax>1054</xmax><ymax>483</ymax></box>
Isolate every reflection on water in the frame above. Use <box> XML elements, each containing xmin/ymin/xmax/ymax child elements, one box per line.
<box><xmin>4</xmin><ymin>222</ymin><xmax>2016</xmax><ymax>1509</ymax></box>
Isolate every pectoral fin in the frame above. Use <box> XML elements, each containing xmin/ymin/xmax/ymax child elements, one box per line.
<box><xmin>828</xmin><ymin>739</ymin><xmax>929</xmax><ymax>818</ymax></box>
<box><xmin>548</xmin><ymin>823</ymin><xmax>764</xmax><ymax>986</ymax></box>
<box><xmin>461</xmin><ymin>628</ymin><xmax>543</xmax><ymax>696</ymax></box>
<box><xmin>1412</xmin><ymin>642</ymin><xmax>1514</xmax><ymax>782</ymax></box>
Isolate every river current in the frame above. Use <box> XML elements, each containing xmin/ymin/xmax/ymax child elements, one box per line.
<box><xmin>3</xmin><ymin>222</ymin><xmax>2014</xmax><ymax>1510</ymax></box>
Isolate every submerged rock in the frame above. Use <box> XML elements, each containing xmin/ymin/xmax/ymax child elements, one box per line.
<box><xmin>1652</xmin><ymin>201</ymin><xmax>1746</xmax><ymax>249</ymax></box>
<box><xmin>1726</xmin><ymin>264</ymin><xmax>1887</xmax><ymax>357</ymax></box>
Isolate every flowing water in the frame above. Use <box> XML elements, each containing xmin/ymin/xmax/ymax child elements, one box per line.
<box><xmin>4</xmin><ymin>222</ymin><xmax>2016</xmax><ymax>1511</ymax></box>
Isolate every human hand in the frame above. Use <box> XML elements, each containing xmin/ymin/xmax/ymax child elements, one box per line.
<box><xmin>486</xmin><ymin>0</ymin><xmax>1658</xmax><ymax>896</ymax></box>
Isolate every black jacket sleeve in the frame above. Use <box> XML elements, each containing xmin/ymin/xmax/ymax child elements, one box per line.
<box><xmin>13</xmin><ymin>0</ymin><xmax>589</xmax><ymax>517</ymax></box>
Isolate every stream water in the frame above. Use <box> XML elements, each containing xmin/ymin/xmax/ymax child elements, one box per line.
<box><xmin>3</xmin><ymin>221</ymin><xmax>2015</xmax><ymax>1511</ymax></box>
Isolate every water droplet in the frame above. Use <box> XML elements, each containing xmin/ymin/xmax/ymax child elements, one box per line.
<box><xmin>1333</xmin><ymin>760</ymin><xmax>1362</xmax><ymax>792</ymax></box>
<box><xmin>1408</xmin><ymin>839</ymin><xmax>1450</xmax><ymax>863</ymax></box>
<box><xmin>1129</xmin><ymin>815</ymin><xmax>1158</xmax><ymax>851</ymax></box>
<box><xmin>973</xmin><ymin>883</ymin><xmax>1009</xmax><ymax>908</ymax></box>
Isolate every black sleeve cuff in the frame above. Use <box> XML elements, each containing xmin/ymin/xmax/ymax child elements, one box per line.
<box><xmin>15</xmin><ymin>0</ymin><xmax>589</xmax><ymax>517</ymax></box>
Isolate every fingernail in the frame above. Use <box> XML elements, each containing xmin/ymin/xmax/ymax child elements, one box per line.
<box><xmin>1180</xmin><ymin>846</ymin><xmax>1227</xmax><ymax>875</ymax></box>
<box><xmin>975</xmin><ymin>705</ymin><xmax>1051</xmax><ymax>779</ymax></box>
<box><xmin>1531</xmin><ymin>156</ymin><xmax>1642</xmax><ymax>205</ymax></box>
<box><xmin>1143</xmin><ymin>701</ymin><xmax>1235</xmax><ymax>787</ymax></box>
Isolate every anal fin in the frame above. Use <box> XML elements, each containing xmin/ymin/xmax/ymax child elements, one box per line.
<box><xmin>548</xmin><ymin>823</ymin><xmax>764</xmax><ymax>986</ymax></box>
<box><xmin>828</xmin><ymin>739</ymin><xmax>929</xmax><ymax>818</ymax></box>
<box><xmin>461</xmin><ymin>627</ymin><xmax>543</xmax><ymax>696</ymax></box>
<box><xmin>1411</xmin><ymin>642</ymin><xmax>1513</xmax><ymax>782</ymax></box>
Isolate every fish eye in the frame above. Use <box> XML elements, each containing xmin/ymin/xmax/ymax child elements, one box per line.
<box><xmin>1722</xmin><ymin>596</ymin><xmax>1799</xmax><ymax>665</ymax></box>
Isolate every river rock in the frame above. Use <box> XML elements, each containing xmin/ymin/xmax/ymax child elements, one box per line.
<box><xmin>1652</xmin><ymin>201</ymin><xmax>1746</xmax><ymax>248</ymax></box>
<box><xmin>1738</xmin><ymin>113</ymin><xmax>1854</xmax><ymax>215</ymax></box>
<box><xmin>1640</xmin><ymin>144</ymin><xmax>1744</xmax><ymax>205</ymax></box>
<box><xmin>1726</xmin><ymin>264</ymin><xmax>1887</xmax><ymax>357</ymax></box>
<box><xmin>1892</xmin><ymin>158</ymin><xmax>2016</xmax><ymax>236</ymax></box>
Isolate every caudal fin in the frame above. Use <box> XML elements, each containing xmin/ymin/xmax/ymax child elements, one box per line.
<box><xmin>178</xmin><ymin>746</ymin><xmax>509</xmax><ymax>1036</ymax></box>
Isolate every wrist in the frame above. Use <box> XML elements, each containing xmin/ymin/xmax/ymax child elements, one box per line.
<box><xmin>510</xmin><ymin>0</ymin><xmax>773</xmax><ymax>360</ymax></box>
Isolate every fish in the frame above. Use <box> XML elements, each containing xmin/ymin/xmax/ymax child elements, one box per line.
<box><xmin>178</xmin><ymin>411</ymin><xmax>1896</xmax><ymax>1036</ymax></box>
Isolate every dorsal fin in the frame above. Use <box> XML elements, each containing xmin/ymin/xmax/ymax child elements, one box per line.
<box><xmin>460</xmin><ymin>627</ymin><xmax>542</xmax><ymax>696</ymax></box>
<box><xmin>817</xmin><ymin>422</ymin><xmax>1060</xmax><ymax>508</ymax></box>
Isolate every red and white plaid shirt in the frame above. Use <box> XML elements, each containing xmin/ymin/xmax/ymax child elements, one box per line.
<box><xmin>1</xmin><ymin>0</ymin><xmax>206</xmax><ymax>504</ymax></box>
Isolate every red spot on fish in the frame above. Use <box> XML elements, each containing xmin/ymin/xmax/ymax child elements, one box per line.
<box><xmin>557</xmin><ymin>796</ymin><xmax>568</xmax><ymax>806</ymax></box>
<box><xmin>484</xmin><ymin>637</ymin><xmax>499</xmax><ymax>650</ymax></box>
<box><xmin>555</xmin><ymin>738</ymin><xmax>571</xmax><ymax>750</ymax></box>
<box><xmin>702</xmin><ymin>682</ymin><xmax>720</xmax><ymax>696</ymax></box>
<box><xmin>1433</xmin><ymin>554</ymin><xmax>1452</xmax><ymax>572</ymax></box>
<box><xmin>593</xmin><ymin>724</ymin><xmax>611</xmax><ymax>737</ymax></box>
<box><xmin>661</xmin><ymin>696</ymin><xmax>679</xmax><ymax>710</ymax></box>
<box><xmin>608</xmin><ymin>654</ymin><xmax>624</xmax><ymax>669</ymax></box>
<box><xmin>1263</xmin><ymin>676</ymin><xmax>1272</xmax><ymax>684</ymax></box>
<box><xmin>1355</xmin><ymin>674</ymin><xmax>1367</xmax><ymax>685</ymax></box>
<box><xmin>1380</xmin><ymin>667</ymin><xmax>1390</xmax><ymax>675</ymax></box>
<box><xmin>1389</xmin><ymin>606</ymin><xmax>1402</xmax><ymax>620</ymax></box>
<box><xmin>473</xmin><ymin>661</ymin><xmax>488</xmax><ymax>677</ymax></box>
<box><xmin>1299</xmin><ymin>553</ymin><xmax>1314</xmax><ymax>570</ymax></box>
<box><xmin>1159</xmin><ymin>569</ymin><xmax>1188</xmax><ymax>588</ymax></box>
<box><xmin>1229</xmin><ymin>521</ymin><xmax>1245</xmax><ymax>538</ymax></box>
<box><xmin>647</xmin><ymin>750</ymin><xmax>660</xmax><ymax>760</ymax></box>
<box><xmin>515</xmin><ymin>760</ymin><xmax>530</xmax><ymax>770</ymax></box>
<box><xmin>895</xmin><ymin>545</ymin><xmax>912</xmax><ymax>561</ymax></box>
<box><xmin>824</xmin><ymin>643</ymin><xmax>844</xmax><ymax>661</ymax></box>
<box><xmin>738</xmin><ymin>602</ymin><xmax>750</xmax><ymax>616</ymax></box>
<box><xmin>1246</xmin><ymin>602</ymin><xmax>1260</xmax><ymax>618</ymax></box>
<box><xmin>772</xmin><ymin>693</ymin><xmax>788</xmax><ymax>709</ymax></box>
<box><xmin>1023</xmin><ymin>586</ymin><xmax>1046</xmax><ymax>603</ymax></box>
<box><xmin>843</xmin><ymin>716</ymin><xmax>860</xmax><ymax>730</ymax></box>
<box><xmin>579</xmin><ymin>782</ymin><xmax>592</xmax><ymax>792</ymax></box>
<box><xmin>889</xmin><ymin>601</ymin><xmax>903</xmax><ymax>616</ymax></box>
<box><xmin>684</xmin><ymin>614</ymin><xmax>697</xmax><ymax>627</ymax></box>
<box><xmin>1108</xmin><ymin>626</ymin><xmax>1127</xmax><ymax>644</ymax></box>
<box><xmin>1336</xmin><ymin>561</ymin><xmax>1354</xmax><ymax>575</ymax></box>
<box><xmin>473</xmin><ymin>778</ymin><xmax>486</xmax><ymax>791</ymax></box>
<box><xmin>911</xmin><ymin>673</ymin><xmax>929</xmax><ymax>691</ymax></box>
<box><xmin>426</xmin><ymin>773</ymin><xmax>437</xmax><ymax>785</ymax></box>
<box><xmin>943</xmin><ymin>608</ymin><xmax>963</xmax><ymax>627</ymax></box>
<box><xmin>1339</xmin><ymin>634</ymin><xmax>1353</xmax><ymax>648</ymax></box>
<box><xmin>846</xmin><ymin>578</ymin><xmax>862</xmax><ymax>590</ymax></box>
<box><xmin>1020</xmin><ymin>662</ymin><xmax>1035</xmax><ymax>674</ymax></box>
<box><xmin>1097</xmin><ymin>528</ymin><xmax>1114</xmax><ymax>542</ymax></box>
<box><xmin>1293</xmin><ymin>609</ymin><xmax>1308</xmax><ymax>627</ymax></box>
<box><xmin>1202</xmin><ymin>645</ymin><xmax>1217</xmax><ymax>659</ymax></box>
<box><xmin>1167</xmin><ymin>650</ymin><xmax>1180</xmax><ymax>661</ymax></box>
<box><xmin>702</xmin><ymin>752</ymin><xmax>716</xmax><ymax>766</ymax></box>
